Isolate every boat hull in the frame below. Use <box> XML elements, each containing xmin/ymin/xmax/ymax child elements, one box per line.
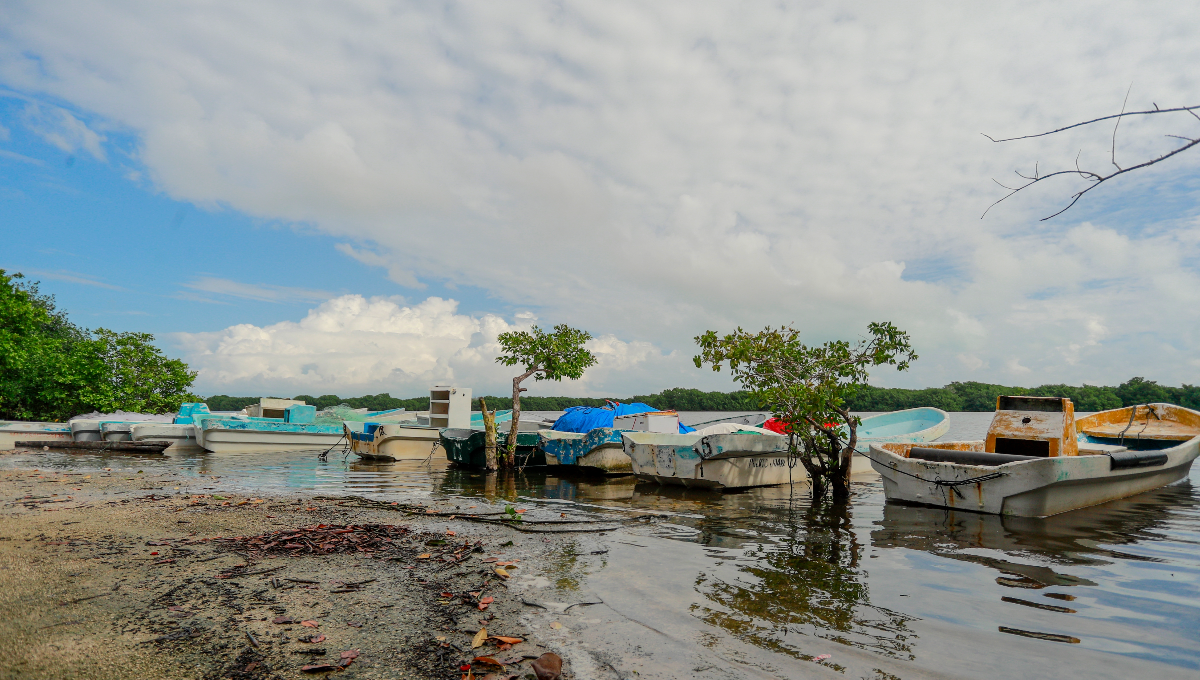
<box><xmin>540</xmin><ymin>428</ymin><xmax>632</xmax><ymax>473</ymax></box>
<box><xmin>0</xmin><ymin>422</ymin><xmax>73</xmax><ymax>450</ymax></box>
<box><xmin>130</xmin><ymin>423</ymin><xmax>202</xmax><ymax>453</ymax></box>
<box><xmin>101</xmin><ymin>423</ymin><xmax>134</xmax><ymax>442</ymax></box>
<box><xmin>869</xmin><ymin>438</ymin><xmax>1200</xmax><ymax>517</ymax></box>
<box><xmin>348</xmin><ymin>424</ymin><xmax>443</xmax><ymax>461</ymax></box>
<box><xmin>200</xmin><ymin>421</ymin><xmax>346</xmax><ymax>453</ymax></box>
<box><xmin>440</xmin><ymin>429</ymin><xmax>544</xmax><ymax>468</ymax></box>
<box><xmin>624</xmin><ymin>432</ymin><xmax>804</xmax><ymax>490</ymax></box>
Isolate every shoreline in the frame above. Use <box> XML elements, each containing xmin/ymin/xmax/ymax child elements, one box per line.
<box><xmin>0</xmin><ymin>464</ymin><xmax>606</xmax><ymax>680</ymax></box>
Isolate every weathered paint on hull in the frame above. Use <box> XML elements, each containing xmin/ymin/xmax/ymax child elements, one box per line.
<box><xmin>540</xmin><ymin>428</ymin><xmax>633</xmax><ymax>473</ymax></box>
<box><xmin>200</xmin><ymin>420</ymin><xmax>347</xmax><ymax>453</ymax></box>
<box><xmin>623</xmin><ymin>432</ymin><xmax>804</xmax><ymax>490</ymax></box>
<box><xmin>869</xmin><ymin>437</ymin><xmax>1200</xmax><ymax>517</ymax></box>
<box><xmin>0</xmin><ymin>422</ymin><xmax>73</xmax><ymax>450</ymax></box>
<box><xmin>101</xmin><ymin>423</ymin><xmax>134</xmax><ymax>442</ymax></box>
<box><xmin>130</xmin><ymin>423</ymin><xmax>202</xmax><ymax>453</ymax></box>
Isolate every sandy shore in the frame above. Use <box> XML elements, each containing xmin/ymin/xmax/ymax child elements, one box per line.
<box><xmin>0</xmin><ymin>463</ymin><xmax>613</xmax><ymax>680</ymax></box>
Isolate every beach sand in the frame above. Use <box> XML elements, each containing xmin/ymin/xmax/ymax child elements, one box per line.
<box><xmin>0</xmin><ymin>464</ymin><xmax>578</xmax><ymax>680</ymax></box>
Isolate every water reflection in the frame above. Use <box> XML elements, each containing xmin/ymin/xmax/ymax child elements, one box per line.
<box><xmin>692</xmin><ymin>499</ymin><xmax>918</xmax><ymax>666</ymax></box>
<box><xmin>6</xmin><ymin>445</ymin><xmax>1200</xmax><ymax>674</ymax></box>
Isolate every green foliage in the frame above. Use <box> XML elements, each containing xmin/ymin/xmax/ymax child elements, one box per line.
<box><xmin>0</xmin><ymin>269</ymin><xmax>198</xmax><ymax>420</ymax></box>
<box><xmin>495</xmin><ymin>324</ymin><xmax>597</xmax><ymax>382</ymax></box>
<box><xmin>694</xmin><ymin>322</ymin><xmax>917</xmax><ymax>497</ymax></box>
<box><xmin>495</xmin><ymin>323</ymin><xmax>597</xmax><ymax>468</ymax></box>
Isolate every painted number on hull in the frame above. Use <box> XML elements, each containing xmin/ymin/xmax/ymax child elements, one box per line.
<box><xmin>748</xmin><ymin>457</ymin><xmax>788</xmax><ymax>468</ymax></box>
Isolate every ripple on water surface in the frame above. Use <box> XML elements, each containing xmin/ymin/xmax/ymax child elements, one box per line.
<box><xmin>5</xmin><ymin>435</ymin><xmax>1199</xmax><ymax>679</ymax></box>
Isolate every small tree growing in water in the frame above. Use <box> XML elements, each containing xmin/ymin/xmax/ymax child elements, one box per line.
<box><xmin>694</xmin><ymin>322</ymin><xmax>917</xmax><ymax>499</ymax></box>
<box><xmin>491</xmin><ymin>324</ymin><xmax>597</xmax><ymax>470</ymax></box>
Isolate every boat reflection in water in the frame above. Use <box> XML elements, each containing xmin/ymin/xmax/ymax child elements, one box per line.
<box><xmin>872</xmin><ymin>482</ymin><xmax>1200</xmax><ymax>657</ymax></box>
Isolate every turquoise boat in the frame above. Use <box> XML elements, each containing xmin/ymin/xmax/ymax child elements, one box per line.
<box><xmin>855</xmin><ymin>407</ymin><xmax>950</xmax><ymax>452</ymax></box>
<box><xmin>539</xmin><ymin>428</ymin><xmax>630</xmax><ymax>473</ymax></box>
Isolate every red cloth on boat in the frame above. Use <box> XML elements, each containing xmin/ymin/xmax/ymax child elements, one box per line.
<box><xmin>762</xmin><ymin>418</ymin><xmax>839</xmax><ymax>434</ymax></box>
<box><xmin>762</xmin><ymin>418</ymin><xmax>790</xmax><ymax>434</ymax></box>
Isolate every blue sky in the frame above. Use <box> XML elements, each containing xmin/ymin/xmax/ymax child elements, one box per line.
<box><xmin>2</xmin><ymin>1</ymin><xmax>1199</xmax><ymax>398</ymax></box>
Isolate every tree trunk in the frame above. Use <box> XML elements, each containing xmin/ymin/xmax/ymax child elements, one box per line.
<box><xmin>481</xmin><ymin>398</ymin><xmax>498</xmax><ymax>472</ymax></box>
<box><xmin>833</xmin><ymin>409</ymin><xmax>856</xmax><ymax>500</ymax></box>
<box><xmin>506</xmin><ymin>369</ymin><xmax>538</xmax><ymax>468</ymax></box>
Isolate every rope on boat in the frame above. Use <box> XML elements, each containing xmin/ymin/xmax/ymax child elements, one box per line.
<box><xmin>861</xmin><ymin>452</ymin><xmax>1008</xmax><ymax>501</ymax></box>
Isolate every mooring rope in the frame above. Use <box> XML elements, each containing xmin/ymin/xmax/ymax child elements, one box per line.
<box><xmin>860</xmin><ymin>451</ymin><xmax>1007</xmax><ymax>501</ymax></box>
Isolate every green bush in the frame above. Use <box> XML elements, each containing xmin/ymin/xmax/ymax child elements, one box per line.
<box><xmin>1</xmin><ymin>270</ymin><xmax>198</xmax><ymax>420</ymax></box>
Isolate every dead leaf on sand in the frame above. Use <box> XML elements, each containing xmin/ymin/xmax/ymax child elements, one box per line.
<box><xmin>299</xmin><ymin>634</ymin><xmax>326</xmax><ymax>643</ymax></box>
<box><xmin>530</xmin><ymin>652</ymin><xmax>563</xmax><ymax>680</ymax></box>
<box><xmin>471</xmin><ymin>656</ymin><xmax>504</xmax><ymax>668</ymax></box>
<box><xmin>301</xmin><ymin>663</ymin><xmax>337</xmax><ymax>672</ymax></box>
<box><xmin>300</xmin><ymin>620</ymin><xmax>319</xmax><ymax>628</ymax></box>
<box><xmin>490</xmin><ymin>636</ymin><xmax>523</xmax><ymax>644</ymax></box>
<box><xmin>471</xmin><ymin>627</ymin><xmax>488</xmax><ymax>648</ymax></box>
<box><xmin>494</xmin><ymin>567</ymin><xmax>510</xmax><ymax>579</ymax></box>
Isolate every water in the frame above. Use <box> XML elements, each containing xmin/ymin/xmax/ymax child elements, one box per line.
<box><xmin>5</xmin><ymin>412</ymin><xmax>1197</xmax><ymax>678</ymax></box>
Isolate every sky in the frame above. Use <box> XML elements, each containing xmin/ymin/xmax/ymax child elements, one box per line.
<box><xmin>2</xmin><ymin>1</ymin><xmax>1199</xmax><ymax>399</ymax></box>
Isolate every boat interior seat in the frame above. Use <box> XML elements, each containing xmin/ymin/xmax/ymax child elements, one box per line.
<box><xmin>1077</xmin><ymin>442</ymin><xmax>1128</xmax><ymax>455</ymax></box>
<box><xmin>908</xmin><ymin>447</ymin><xmax>1039</xmax><ymax>467</ymax></box>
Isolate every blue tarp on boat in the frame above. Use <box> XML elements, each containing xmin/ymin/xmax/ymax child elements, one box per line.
<box><xmin>552</xmin><ymin>402</ymin><xmax>695</xmax><ymax>434</ymax></box>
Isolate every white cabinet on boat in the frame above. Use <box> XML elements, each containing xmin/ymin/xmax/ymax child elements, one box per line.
<box><xmin>246</xmin><ymin>398</ymin><xmax>306</xmax><ymax>419</ymax></box>
<box><xmin>613</xmin><ymin>411</ymin><xmax>679</xmax><ymax>433</ymax></box>
<box><xmin>430</xmin><ymin>386</ymin><xmax>471</xmax><ymax>429</ymax></box>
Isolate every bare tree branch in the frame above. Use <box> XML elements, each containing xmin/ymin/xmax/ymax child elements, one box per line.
<box><xmin>982</xmin><ymin>101</ymin><xmax>1200</xmax><ymax>220</ymax></box>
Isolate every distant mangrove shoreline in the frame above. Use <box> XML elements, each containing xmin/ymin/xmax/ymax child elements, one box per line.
<box><xmin>204</xmin><ymin>377</ymin><xmax>1200</xmax><ymax>414</ymax></box>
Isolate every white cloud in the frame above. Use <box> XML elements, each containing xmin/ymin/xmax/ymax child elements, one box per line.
<box><xmin>13</xmin><ymin>268</ymin><xmax>123</xmax><ymax>290</ymax></box>
<box><xmin>182</xmin><ymin>277</ymin><xmax>334</xmax><ymax>304</ymax></box>
<box><xmin>19</xmin><ymin>102</ymin><xmax>106</xmax><ymax>160</ymax></box>
<box><xmin>4</xmin><ymin>1</ymin><xmax>1200</xmax><ymax>391</ymax></box>
<box><xmin>174</xmin><ymin>294</ymin><xmax>668</xmax><ymax>396</ymax></box>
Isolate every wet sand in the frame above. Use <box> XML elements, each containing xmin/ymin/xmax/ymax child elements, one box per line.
<box><xmin>0</xmin><ymin>465</ymin><xmax>586</xmax><ymax>680</ymax></box>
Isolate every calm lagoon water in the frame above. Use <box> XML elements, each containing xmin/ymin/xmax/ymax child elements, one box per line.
<box><xmin>6</xmin><ymin>411</ymin><xmax>1198</xmax><ymax>679</ymax></box>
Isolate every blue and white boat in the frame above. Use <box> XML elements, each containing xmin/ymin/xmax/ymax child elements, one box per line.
<box><xmin>349</xmin><ymin>410</ymin><xmax>513</xmax><ymax>461</ymax></box>
<box><xmin>539</xmin><ymin>403</ymin><xmax>695</xmax><ymax>473</ymax></box>
<box><xmin>193</xmin><ymin>401</ymin><xmax>363</xmax><ymax>452</ymax></box>
<box><xmin>854</xmin><ymin>407</ymin><xmax>950</xmax><ymax>453</ymax></box>
<box><xmin>625</xmin><ymin>407</ymin><xmax>950</xmax><ymax>487</ymax></box>
<box><xmin>0</xmin><ymin>421</ymin><xmax>73</xmax><ymax>450</ymax></box>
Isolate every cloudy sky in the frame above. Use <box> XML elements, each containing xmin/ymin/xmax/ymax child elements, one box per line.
<box><xmin>2</xmin><ymin>1</ymin><xmax>1199</xmax><ymax>398</ymax></box>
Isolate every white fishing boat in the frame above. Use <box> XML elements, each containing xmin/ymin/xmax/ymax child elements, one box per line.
<box><xmin>100</xmin><ymin>422</ymin><xmax>134</xmax><ymax>442</ymax></box>
<box><xmin>0</xmin><ymin>421</ymin><xmax>73</xmax><ymax>450</ymax></box>
<box><xmin>869</xmin><ymin>397</ymin><xmax>1200</xmax><ymax>517</ymax></box>
<box><xmin>193</xmin><ymin>399</ymin><xmax>355</xmax><ymax>452</ymax></box>
<box><xmin>69</xmin><ymin>419</ymin><xmax>104</xmax><ymax>442</ymax></box>
<box><xmin>349</xmin><ymin>411</ymin><xmax>516</xmax><ymax>461</ymax></box>
<box><xmin>622</xmin><ymin>431</ymin><xmax>798</xmax><ymax>489</ymax></box>
<box><xmin>130</xmin><ymin>423</ymin><xmax>202</xmax><ymax>453</ymax></box>
<box><xmin>199</xmin><ymin>419</ymin><xmax>352</xmax><ymax>453</ymax></box>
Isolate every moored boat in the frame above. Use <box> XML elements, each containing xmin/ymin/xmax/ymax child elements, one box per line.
<box><xmin>130</xmin><ymin>423</ymin><xmax>202</xmax><ymax>453</ymax></box>
<box><xmin>100</xmin><ymin>422</ymin><xmax>134</xmax><ymax>442</ymax></box>
<box><xmin>200</xmin><ymin>419</ymin><xmax>350</xmax><ymax>453</ymax></box>
<box><xmin>440</xmin><ymin>428</ymin><xmax>544</xmax><ymax>468</ymax></box>
<box><xmin>854</xmin><ymin>407</ymin><xmax>950</xmax><ymax>452</ymax></box>
<box><xmin>540</xmin><ymin>428</ymin><xmax>632</xmax><ymax>472</ymax></box>
<box><xmin>623</xmin><ymin>431</ymin><xmax>801</xmax><ymax>489</ymax></box>
<box><xmin>540</xmin><ymin>403</ymin><xmax>694</xmax><ymax>473</ymax></box>
<box><xmin>0</xmin><ymin>421</ymin><xmax>73</xmax><ymax>450</ymax></box>
<box><xmin>869</xmin><ymin>397</ymin><xmax>1200</xmax><ymax>517</ymax></box>
<box><xmin>348</xmin><ymin>411</ymin><xmax>515</xmax><ymax>461</ymax></box>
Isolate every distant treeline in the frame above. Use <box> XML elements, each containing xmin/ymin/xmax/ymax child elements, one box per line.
<box><xmin>203</xmin><ymin>378</ymin><xmax>1200</xmax><ymax>413</ymax></box>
